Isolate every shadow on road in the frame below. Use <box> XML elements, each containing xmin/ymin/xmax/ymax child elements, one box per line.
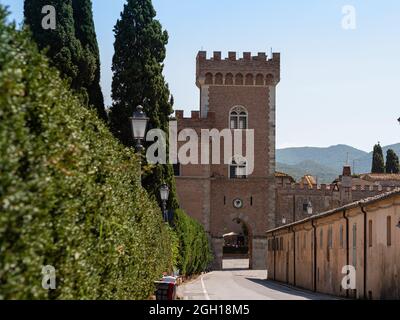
<box><xmin>245</xmin><ymin>278</ymin><xmax>336</xmax><ymax>300</ymax></box>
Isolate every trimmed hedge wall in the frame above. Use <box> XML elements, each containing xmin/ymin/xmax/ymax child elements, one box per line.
<box><xmin>0</xmin><ymin>7</ymin><xmax>175</xmax><ymax>300</ymax></box>
<box><xmin>174</xmin><ymin>209</ymin><xmax>213</xmax><ymax>275</ymax></box>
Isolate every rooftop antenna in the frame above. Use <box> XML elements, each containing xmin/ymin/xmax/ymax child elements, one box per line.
<box><xmin>270</xmin><ymin>47</ymin><xmax>273</xmax><ymax>59</ymax></box>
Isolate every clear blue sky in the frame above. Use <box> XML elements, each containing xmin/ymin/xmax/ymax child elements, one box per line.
<box><xmin>3</xmin><ymin>0</ymin><xmax>400</xmax><ymax>152</ymax></box>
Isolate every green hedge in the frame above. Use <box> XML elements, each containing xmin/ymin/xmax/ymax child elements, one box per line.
<box><xmin>0</xmin><ymin>7</ymin><xmax>174</xmax><ymax>300</ymax></box>
<box><xmin>174</xmin><ymin>209</ymin><xmax>213</xmax><ymax>275</ymax></box>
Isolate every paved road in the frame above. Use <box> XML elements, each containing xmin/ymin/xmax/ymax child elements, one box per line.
<box><xmin>177</xmin><ymin>260</ymin><xmax>335</xmax><ymax>300</ymax></box>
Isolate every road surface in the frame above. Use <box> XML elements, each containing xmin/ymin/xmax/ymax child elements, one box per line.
<box><xmin>177</xmin><ymin>260</ymin><xmax>336</xmax><ymax>300</ymax></box>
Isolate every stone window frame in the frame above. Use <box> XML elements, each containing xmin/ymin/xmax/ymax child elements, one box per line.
<box><xmin>229</xmin><ymin>105</ymin><xmax>248</xmax><ymax>130</ymax></box>
<box><xmin>229</xmin><ymin>155</ymin><xmax>248</xmax><ymax>179</ymax></box>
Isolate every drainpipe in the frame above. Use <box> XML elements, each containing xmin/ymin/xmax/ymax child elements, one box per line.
<box><xmin>311</xmin><ymin>219</ymin><xmax>317</xmax><ymax>292</ymax></box>
<box><xmin>360</xmin><ymin>205</ymin><xmax>368</xmax><ymax>300</ymax></box>
<box><xmin>343</xmin><ymin>210</ymin><xmax>349</xmax><ymax>299</ymax></box>
<box><xmin>291</xmin><ymin>227</ymin><xmax>296</xmax><ymax>286</ymax></box>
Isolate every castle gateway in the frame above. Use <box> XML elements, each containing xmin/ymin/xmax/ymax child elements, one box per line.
<box><xmin>175</xmin><ymin>51</ymin><xmax>280</xmax><ymax>269</ymax></box>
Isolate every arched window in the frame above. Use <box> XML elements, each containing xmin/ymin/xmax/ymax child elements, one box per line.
<box><xmin>235</xmin><ymin>73</ymin><xmax>243</xmax><ymax>85</ymax></box>
<box><xmin>266</xmin><ymin>73</ymin><xmax>274</xmax><ymax>85</ymax></box>
<box><xmin>230</xmin><ymin>106</ymin><xmax>248</xmax><ymax>129</ymax></box>
<box><xmin>229</xmin><ymin>156</ymin><xmax>247</xmax><ymax>179</ymax></box>
<box><xmin>225</xmin><ymin>73</ymin><xmax>233</xmax><ymax>85</ymax></box>
<box><xmin>256</xmin><ymin>74</ymin><xmax>264</xmax><ymax>85</ymax></box>
<box><xmin>245</xmin><ymin>74</ymin><xmax>254</xmax><ymax>85</ymax></box>
<box><xmin>215</xmin><ymin>73</ymin><xmax>223</xmax><ymax>85</ymax></box>
<box><xmin>205</xmin><ymin>72</ymin><xmax>213</xmax><ymax>84</ymax></box>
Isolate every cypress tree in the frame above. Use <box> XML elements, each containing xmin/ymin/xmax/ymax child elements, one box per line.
<box><xmin>371</xmin><ymin>143</ymin><xmax>385</xmax><ymax>173</ymax></box>
<box><xmin>24</xmin><ymin>0</ymin><xmax>85</xmax><ymax>89</ymax></box>
<box><xmin>386</xmin><ymin>149</ymin><xmax>400</xmax><ymax>174</ymax></box>
<box><xmin>71</xmin><ymin>0</ymin><xmax>107</xmax><ymax>121</ymax></box>
<box><xmin>109</xmin><ymin>0</ymin><xmax>178</xmax><ymax>209</ymax></box>
<box><xmin>24</xmin><ymin>0</ymin><xmax>105</xmax><ymax>119</ymax></box>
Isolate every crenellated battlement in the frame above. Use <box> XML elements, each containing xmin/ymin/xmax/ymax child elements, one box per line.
<box><xmin>196</xmin><ymin>51</ymin><xmax>280</xmax><ymax>88</ymax></box>
<box><xmin>278</xmin><ymin>183</ymin><xmax>397</xmax><ymax>193</ymax></box>
<box><xmin>174</xmin><ymin>110</ymin><xmax>215</xmax><ymax>129</ymax></box>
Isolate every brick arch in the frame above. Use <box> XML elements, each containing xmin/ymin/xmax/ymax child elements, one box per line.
<box><xmin>235</xmin><ymin>73</ymin><xmax>244</xmax><ymax>85</ymax></box>
<box><xmin>245</xmin><ymin>74</ymin><xmax>254</xmax><ymax>85</ymax></box>
<box><xmin>225</xmin><ymin>73</ymin><xmax>234</xmax><ymax>85</ymax></box>
<box><xmin>215</xmin><ymin>72</ymin><xmax>223</xmax><ymax>85</ymax></box>
<box><xmin>226</xmin><ymin>214</ymin><xmax>254</xmax><ymax>269</ymax></box>
<box><xmin>256</xmin><ymin>73</ymin><xmax>264</xmax><ymax>85</ymax></box>
<box><xmin>266</xmin><ymin>73</ymin><xmax>275</xmax><ymax>85</ymax></box>
<box><xmin>205</xmin><ymin>72</ymin><xmax>213</xmax><ymax>85</ymax></box>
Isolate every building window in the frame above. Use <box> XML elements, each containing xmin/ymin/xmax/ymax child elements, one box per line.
<box><xmin>320</xmin><ymin>229</ymin><xmax>323</xmax><ymax>249</ymax></box>
<box><xmin>328</xmin><ymin>226</ymin><xmax>333</xmax><ymax>249</ymax></box>
<box><xmin>225</xmin><ymin>73</ymin><xmax>233</xmax><ymax>85</ymax></box>
<box><xmin>352</xmin><ymin>223</ymin><xmax>357</xmax><ymax>267</ymax></box>
<box><xmin>339</xmin><ymin>225</ymin><xmax>344</xmax><ymax>249</ymax></box>
<box><xmin>173</xmin><ymin>163</ymin><xmax>181</xmax><ymax>176</ymax></box>
<box><xmin>387</xmin><ymin>216</ymin><xmax>392</xmax><ymax>246</ymax></box>
<box><xmin>368</xmin><ymin>220</ymin><xmax>373</xmax><ymax>248</ymax></box>
<box><xmin>229</xmin><ymin>156</ymin><xmax>247</xmax><ymax>179</ymax></box>
<box><xmin>229</xmin><ymin>106</ymin><xmax>248</xmax><ymax>129</ymax></box>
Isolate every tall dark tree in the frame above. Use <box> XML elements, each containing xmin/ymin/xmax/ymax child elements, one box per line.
<box><xmin>386</xmin><ymin>149</ymin><xmax>400</xmax><ymax>174</ymax></box>
<box><xmin>371</xmin><ymin>143</ymin><xmax>385</xmax><ymax>173</ymax></box>
<box><xmin>72</xmin><ymin>0</ymin><xmax>107</xmax><ymax>120</ymax></box>
<box><xmin>24</xmin><ymin>0</ymin><xmax>105</xmax><ymax>119</ymax></box>
<box><xmin>109</xmin><ymin>0</ymin><xmax>178</xmax><ymax>208</ymax></box>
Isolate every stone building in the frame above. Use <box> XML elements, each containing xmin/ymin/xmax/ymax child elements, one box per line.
<box><xmin>267</xmin><ymin>188</ymin><xmax>400</xmax><ymax>299</ymax></box>
<box><xmin>174</xmin><ymin>51</ymin><xmax>280</xmax><ymax>270</ymax></box>
<box><xmin>275</xmin><ymin>166</ymin><xmax>399</xmax><ymax>227</ymax></box>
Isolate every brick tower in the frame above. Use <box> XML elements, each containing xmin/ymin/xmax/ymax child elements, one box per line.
<box><xmin>175</xmin><ymin>51</ymin><xmax>280</xmax><ymax>269</ymax></box>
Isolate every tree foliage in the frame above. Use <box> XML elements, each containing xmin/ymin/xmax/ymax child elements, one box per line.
<box><xmin>0</xmin><ymin>8</ymin><xmax>174</xmax><ymax>299</ymax></box>
<box><xmin>386</xmin><ymin>149</ymin><xmax>400</xmax><ymax>174</ymax></box>
<box><xmin>174</xmin><ymin>209</ymin><xmax>213</xmax><ymax>276</ymax></box>
<box><xmin>23</xmin><ymin>0</ymin><xmax>106</xmax><ymax>120</ymax></box>
<box><xmin>371</xmin><ymin>143</ymin><xmax>385</xmax><ymax>173</ymax></box>
<box><xmin>109</xmin><ymin>0</ymin><xmax>178</xmax><ymax>209</ymax></box>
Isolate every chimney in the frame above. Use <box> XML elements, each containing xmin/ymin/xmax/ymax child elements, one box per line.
<box><xmin>342</xmin><ymin>165</ymin><xmax>352</xmax><ymax>177</ymax></box>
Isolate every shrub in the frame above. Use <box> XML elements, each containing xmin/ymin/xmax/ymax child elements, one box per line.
<box><xmin>0</xmin><ymin>7</ymin><xmax>174</xmax><ymax>300</ymax></box>
<box><xmin>174</xmin><ymin>209</ymin><xmax>213</xmax><ymax>276</ymax></box>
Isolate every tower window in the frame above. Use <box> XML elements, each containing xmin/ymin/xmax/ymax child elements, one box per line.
<box><xmin>230</xmin><ymin>106</ymin><xmax>248</xmax><ymax>129</ymax></box>
<box><xmin>229</xmin><ymin>156</ymin><xmax>247</xmax><ymax>179</ymax></box>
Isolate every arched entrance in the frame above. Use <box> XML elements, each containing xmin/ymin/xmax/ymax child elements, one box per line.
<box><xmin>222</xmin><ymin>218</ymin><xmax>253</xmax><ymax>270</ymax></box>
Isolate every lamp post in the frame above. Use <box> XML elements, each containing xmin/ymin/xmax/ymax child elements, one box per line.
<box><xmin>282</xmin><ymin>216</ymin><xmax>287</xmax><ymax>225</ymax></box>
<box><xmin>130</xmin><ymin>105</ymin><xmax>149</xmax><ymax>153</ymax></box>
<box><xmin>160</xmin><ymin>183</ymin><xmax>170</xmax><ymax>223</ymax></box>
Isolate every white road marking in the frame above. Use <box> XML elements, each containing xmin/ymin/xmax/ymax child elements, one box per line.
<box><xmin>201</xmin><ymin>273</ymin><xmax>211</xmax><ymax>300</ymax></box>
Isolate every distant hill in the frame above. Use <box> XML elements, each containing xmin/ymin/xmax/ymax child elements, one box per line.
<box><xmin>277</xmin><ymin>145</ymin><xmax>368</xmax><ymax>172</ymax></box>
<box><xmin>276</xmin><ymin>161</ymin><xmax>339</xmax><ymax>184</ymax></box>
<box><xmin>276</xmin><ymin>143</ymin><xmax>400</xmax><ymax>183</ymax></box>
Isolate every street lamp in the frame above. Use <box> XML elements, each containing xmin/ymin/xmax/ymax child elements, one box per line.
<box><xmin>160</xmin><ymin>183</ymin><xmax>170</xmax><ymax>223</ymax></box>
<box><xmin>398</xmin><ymin>117</ymin><xmax>400</xmax><ymax>125</ymax></box>
<box><xmin>307</xmin><ymin>201</ymin><xmax>313</xmax><ymax>215</ymax></box>
<box><xmin>130</xmin><ymin>105</ymin><xmax>149</xmax><ymax>152</ymax></box>
<box><xmin>282</xmin><ymin>216</ymin><xmax>287</xmax><ymax>225</ymax></box>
